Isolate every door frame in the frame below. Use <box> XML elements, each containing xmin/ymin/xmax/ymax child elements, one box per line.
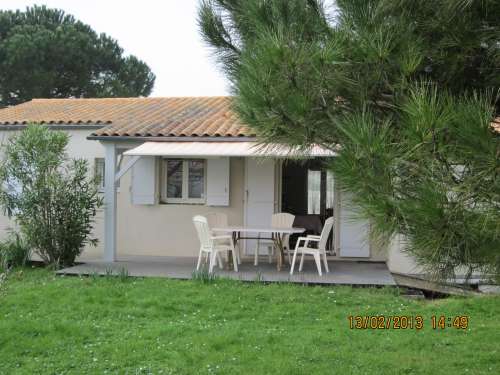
<box><xmin>278</xmin><ymin>160</ymin><xmax>339</xmax><ymax>254</ymax></box>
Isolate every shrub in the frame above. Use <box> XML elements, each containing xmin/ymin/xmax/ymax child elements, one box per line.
<box><xmin>0</xmin><ymin>125</ymin><xmax>103</xmax><ymax>268</ymax></box>
<box><xmin>0</xmin><ymin>231</ymin><xmax>30</xmax><ymax>270</ymax></box>
<box><xmin>191</xmin><ymin>267</ymin><xmax>219</xmax><ymax>283</ymax></box>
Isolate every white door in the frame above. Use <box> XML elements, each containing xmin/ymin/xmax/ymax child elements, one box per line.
<box><xmin>338</xmin><ymin>193</ymin><xmax>370</xmax><ymax>257</ymax></box>
<box><xmin>244</xmin><ymin>158</ymin><xmax>275</xmax><ymax>254</ymax></box>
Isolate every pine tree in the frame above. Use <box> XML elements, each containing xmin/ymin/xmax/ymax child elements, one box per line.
<box><xmin>0</xmin><ymin>6</ymin><xmax>156</xmax><ymax>106</ymax></box>
<box><xmin>199</xmin><ymin>0</ymin><xmax>500</xmax><ymax>281</ymax></box>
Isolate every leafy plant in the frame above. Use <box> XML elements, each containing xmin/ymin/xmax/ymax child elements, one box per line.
<box><xmin>192</xmin><ymin>267</ymin><xmax>219</xmax><ymax>283</ymax></box>
<box><xmin>254</xmin><ymin>271</ymin><xmax>264</xmax><ymax>284</ymax></box>
<box><xmin>118</xmin><ymin>266</ymin><xmax>130</xmax><ymax>282</ymax></box>
<box><xmin>105</xmin><ymin>267</ymin><xmax>115</xmax><ymax>277</ymax></box>
<box><xmin>0</xmin><ymin>125</ymin><xmax>103</xmax><ymax>268</ymax></box>
<box><xmin>0</xmin><ymin>231</ymin><xmax>30</xmax><ymax>270</ymax></box>
<box><xmin>90</xmin><ymin>269</ymin><xmax>100</xmax><ymax>281</ymax></box>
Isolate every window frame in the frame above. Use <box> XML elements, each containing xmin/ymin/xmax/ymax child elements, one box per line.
<box><xmin>95</xmin><ymin>158</ymin><xmax>106</xmax><ymax>192</ymax></box>
<box><xmin>161</xmin><ymin>158</ymin><xmax>206</xmax><ymax>204</ymax></box>
<box><xmin>95</xmin><ymin>156</ymin><xmax>122</xmax><ymax>193</ymax></box>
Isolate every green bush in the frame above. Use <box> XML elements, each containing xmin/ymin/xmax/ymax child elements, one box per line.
<box><xmin>0</xmin><ymin>125</ymin><xmax>103</xmax><ymax>268</ymax></box>
<box><xmin>0</xmin><ymin>231</ymin><xmax>30</xmax><ymax>270</ymax></box>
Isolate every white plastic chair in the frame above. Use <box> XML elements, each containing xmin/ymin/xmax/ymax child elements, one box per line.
<box><xmin>206</xmin><ymin>212</ymin><xmax>228</xmax><ymax>231</ymax></box>
<box><xmin>290</xmin><ymin>217</ymin><xmax>334</xmax><ymax>276</ymax></box>
<box><xmin>193</xmin><ymin>215</ymin><xmax>238</xmax><ymax>273</ymax></box>
<box><xmin>254</xmin><ymin>213</ymin><xmax>295</xmax><ymax>266</ymax></box>
<box><xmin>206</xmin><ymin>212</ymin><xmax>241</xmax><ymax>264</ymax></box>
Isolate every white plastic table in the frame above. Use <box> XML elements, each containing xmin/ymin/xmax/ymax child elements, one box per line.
<box><xmin>212</xmin><ymin>226</ymin><xmax>306</xmax><ymax>271</ymax></box>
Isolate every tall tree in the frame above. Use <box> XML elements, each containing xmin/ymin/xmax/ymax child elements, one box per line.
<box><xmin>0</xmin><ymin>5</ymin><xmax>155</xmax><ymax>106</ymax></box>
<box><xmin>199</xmin><ymin>0</ymin><xmax>500</xmax><ymax>280</ymax></box>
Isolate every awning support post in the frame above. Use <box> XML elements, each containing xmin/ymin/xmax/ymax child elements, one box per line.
<box><xmin>103</xmin><ymin>142</ymin><xmax>117</xmax><ymax>262</ymax></box>
<box><xmin>115</xmin><ymin>155</ymin><xmax>141</xmax><ymax>183</ymax></box>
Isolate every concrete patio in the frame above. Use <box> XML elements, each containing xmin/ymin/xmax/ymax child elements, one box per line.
<box><xmin>57</xmin><ymin>256</ymin><xmax>396</xmax><ymax>286</ymax></box>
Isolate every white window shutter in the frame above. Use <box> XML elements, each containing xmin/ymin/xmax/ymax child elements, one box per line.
<box><xmin>131</xmin><ymin>156</ymin><xmax>157</xmax><ymax>205</ymax></box>
<box><xmin>206</xmin><ymin>157</ymin><xmax>230</xmax><ymax>206</ymax></box>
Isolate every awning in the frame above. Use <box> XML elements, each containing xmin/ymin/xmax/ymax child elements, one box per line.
<box><xmin>123</xmin><ymin>141</ymin><xmax>336</xmax><ymax>157</ymax></box>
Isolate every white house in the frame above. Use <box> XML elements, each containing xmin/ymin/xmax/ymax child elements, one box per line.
<box><xmin>0</xmin><ymin>97</ymin><xmax>418</xmax><ymax>275</ymax></box>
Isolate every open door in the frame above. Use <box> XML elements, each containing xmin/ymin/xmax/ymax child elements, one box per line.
<box><xmin>280</xmin><ymin>160</ymin><xmax>334</xmax><ymax>250</ymax></box>
<box><xmin>281</xmin><ymin>160</ymin><xmax>334</xmax><ymax>220</ymax></box>
<box><xmin>280</xmin><ymin>160</ymin><xmax>370</xmax><ymax>257</ymax></box>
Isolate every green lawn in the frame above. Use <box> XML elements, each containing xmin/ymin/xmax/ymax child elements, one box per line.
<box><xmin>0</xmin><ymin>269</ymin><xmax>498</xmax><ymax>375</ymax></box>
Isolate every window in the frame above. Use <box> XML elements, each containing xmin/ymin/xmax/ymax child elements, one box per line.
<box><xmin>307</xmin><ymin>169</ymin><xmax>334</xmax><ymax>215</ymax></box>
<box><xmin>326</xmin><ymin>170</ymin><xmax>335</xmax><ymax>211</ymax></box>
<box><xmin>162</xmin><ymin>159</ymin><xmax>205</xmax><ymax>204</ymax></box>
<box><xmin>95</xmin><ymin>158</ymin><xmax>105</xmax><ymax>191</ymax></box>
<box><xmin>95</xmin><ymin>158</ymin><xmax>120</xmax><ymax>192</ymax></box>
<box><xmin>307</xmin><ymin>170</ymin><xmax>321</xmax><ymax>214</ymax></box>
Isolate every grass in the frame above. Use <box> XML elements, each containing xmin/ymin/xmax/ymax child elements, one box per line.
<box><xmin>0</xmin><ymin>268</ymin><xmax>499</xmax><ymax>375</ymax></box>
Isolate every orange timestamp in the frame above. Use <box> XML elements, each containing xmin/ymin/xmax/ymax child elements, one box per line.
<box><xmin>347</xmin><ymin>315</ymin><xmax>469</xmax><ymax>330</ymax></box>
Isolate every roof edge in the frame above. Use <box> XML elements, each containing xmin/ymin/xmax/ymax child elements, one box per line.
<box><xmin>0</xmin><ymin>124</ymin><xmax>105</xmax><ymax>130</ymax></box>
<box><xmin>87</xmin><ymin>135</ymin><xmax>258</xmax><ymax>142</ymax></box>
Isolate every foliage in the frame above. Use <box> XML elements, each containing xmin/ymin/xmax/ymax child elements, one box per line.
<box><xmin>0</xmin><ymin>5</ymin><xmax>155</xmax><ymax>106</ymax></box>
<box><xmin>118</xmin><ymin>266</ymin><xmax>130</xmax><ymax>282</ymax></box>
<box><xmin>0</xmin><ymin>269</ymin><xmax>499</xmax><ymax>374</ymax></box>
<box><xmin>198</xmin><ymin>0</ymin><xmax>500</xmax><ymax>280</ymax></box>
<box><xmin>0</xmin><ymin>125</ymin><xmax>102</xmax><ymax>267</ymax></box>
<box><xmin>192</xmin><ymin>267</ymin><xmax>220</xmax><ymax>283</ymax></box>
<box><xmin>332</xmin><ymin>87</ymin><xmax>500</xmax><ymax>280</ymax></box>
<box><xmin>0</xmin><ymin>231</ymin><xmax>30</xmax><ymax>270</ymax></box>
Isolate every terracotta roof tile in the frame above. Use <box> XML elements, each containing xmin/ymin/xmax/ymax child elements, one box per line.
<box><xmin>0</xmin><ymin>97</ymin><xmax>255</xmax><ymax>138</ymax></box>
<box><xmin>0</xmin><ymin>97</ymin><xmax>497</xmax><ymax>138</ymax></box>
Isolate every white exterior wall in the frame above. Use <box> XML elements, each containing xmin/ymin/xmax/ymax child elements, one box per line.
<box><xmin>0</xmin><ymin>128</ymin><xmax>422</xmax><ymax>270</ymax></box>
<box><xmin>113</xmin><ymin>156</ymin><xmax>245</xmax><ymax>258</ymax></box>
<box><xmin>387</xmin><ymin>235</ymin><xmax>424</xmax><ymax>275</ymax></box>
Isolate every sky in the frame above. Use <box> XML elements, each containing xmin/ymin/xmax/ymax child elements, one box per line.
<box><xmin>0</xmin><ymin>0</ymin><xmax>230</xmax><ymax>97</ymax></box>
